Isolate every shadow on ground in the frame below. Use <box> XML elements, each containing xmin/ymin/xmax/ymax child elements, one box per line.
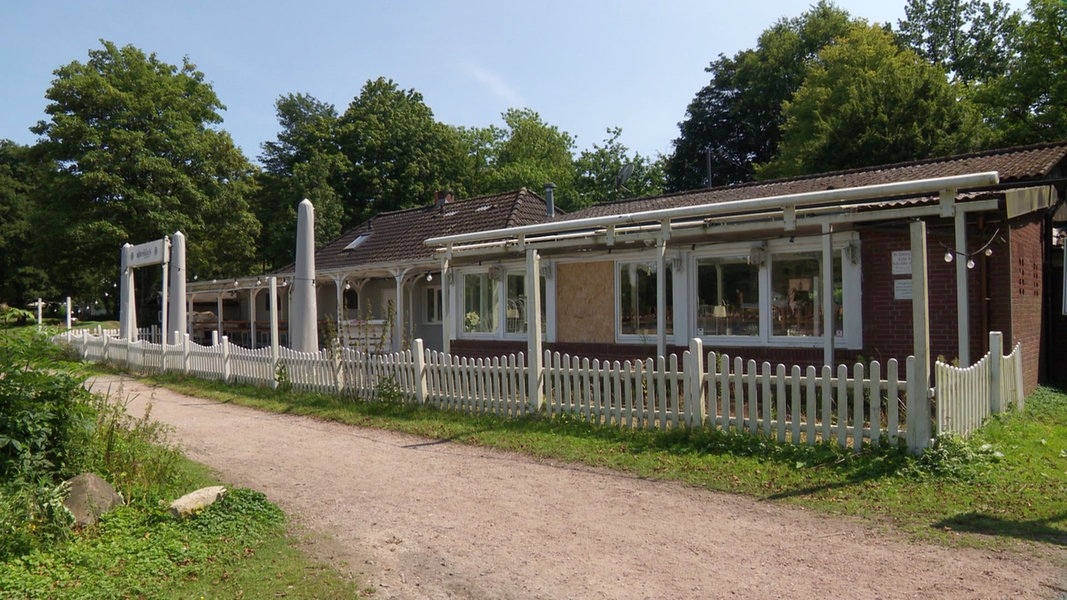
<box><xmin>933</xmin><ymin>511</ymin><xmax>1067</xmax><ymax>546</ymax></box>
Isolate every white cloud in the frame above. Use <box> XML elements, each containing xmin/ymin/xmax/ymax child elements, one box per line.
<box><xmin>464</xmin><ymin>63</ymin><xmax>524</xmax><ymax>108</ymax></box>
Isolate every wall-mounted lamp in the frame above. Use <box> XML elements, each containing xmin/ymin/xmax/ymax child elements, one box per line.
<box><xmin>425</xmin><ymin>272</ymin><xmax>433</xmax><ymax>282</ymax></box>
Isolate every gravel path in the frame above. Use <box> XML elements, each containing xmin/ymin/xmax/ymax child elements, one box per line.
<box><xmin>88</xmin><ymin>374</ymin><xmax>1066</xmax><ymax>600</ymax></box>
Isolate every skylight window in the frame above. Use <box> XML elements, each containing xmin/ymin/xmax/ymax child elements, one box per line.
<box><xmin>343</xmin><ymin>233</ymin><xmax>371</xmax><ymax>251</ymax></box>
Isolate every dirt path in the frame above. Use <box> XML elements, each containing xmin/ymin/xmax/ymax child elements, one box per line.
<box><xmin>87</xmin><ymin>375</ymin><xmax>1065</xmax><ymax>600</ymax></box>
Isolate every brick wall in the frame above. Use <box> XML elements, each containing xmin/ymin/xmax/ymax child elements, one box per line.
<box><xmin>1009</xmin><ymin>214</ymin><xmax>1045</xmax><ymax>393</ymax></box>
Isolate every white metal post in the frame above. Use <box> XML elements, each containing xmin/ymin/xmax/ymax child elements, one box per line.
<box><xmin>441</xmin><ymin>250</ymin><xmax>452</xmax><ymax>355</ymax></box>
<box><xmin>953</xmin><ymin>205</ymin><xmax>970</xmax><ymax>365</ymax></box>
<box><xmin>656</xmin><ymin>224</ymin><xmax>668</xmax><ymax>358</ymax></box>
<box><xmin>526</xmin><ymin>248</ymin><xmax>544</xmax><ymax>412</ymax></box>
<box><xmin>908</xmin><ymin>220</ymin><xmax>932</xmax><ymax>454</ymax></box>
<box><xmin>269</xmin><ymin>276</ymin><xmax>280</xmax><ymax>389</ymax></box>
<box><xmin>822</xmin><ymin>223</ymin><xmax>835</xmax><ymax>367</ymax></box>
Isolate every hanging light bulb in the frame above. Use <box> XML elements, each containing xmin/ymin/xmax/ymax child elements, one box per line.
<box><xmin>966</xmin><ymin>258</ymin><xmax>975</xmax><ymax>269</ymax></box>
<box><xmin>426</xmin><ymin>272</ymin><xmax>433</xmax><ymax>282</ymax></box>
<box><xmin>344</xmin><ymin>282</ymin><xmax>351</xmax><ymax>290</ymax></box>
<box><xmin>984</xmin><ymin>248</ymin><xmax>993</xmax><ymax>257</ymax></box>
<box><xmin>944</xmin><ymin>252</ymin><xmax>954</xmax><ymax>263</ymax></box>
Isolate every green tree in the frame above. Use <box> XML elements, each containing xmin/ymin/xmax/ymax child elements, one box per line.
<box><xmin>0</xmin><ymin>141</ymin><xmax>53</xmax><ymax>305</ymax></box>
<box><xmin>338</xmin><ymin>78</ymin><xmax>463</xmax><ymax>222</ymax></box>
<box><xmin>256</xmin><ymin>93</ymin><xmax>348</xmax><ymax>268</ymax></box>
<box><xmin>573</xmin><ymin>128</ymin><xmax>665</xmax><ymax>207</ymax></box>
<box><xmin>30</xmin><ymin>41</ymin><xmax>260</xmax><ymax>303</ymax></box>
<box><xmin>980</xmin><ymin>0</ymin><xmax>1067</xmax><ymax>145</ymax></box>
<box><xmin>757</xmin><ymin>24</ymin><xmax>987</xmax><ymax>179</ymax></box>
<box><xmin>896</xmin><ymin>0</ymin><xmax>1022</xmax><ymax>85</ymax></box>
<box><xmin>480</xmin><ymin>108</ymin><xmax>577</xmax><ymax>210</ymax></box>
<box><xmin>665</xmin><ymin>2</ymin><xmax>854</xmax><ymax>190</ymax></box>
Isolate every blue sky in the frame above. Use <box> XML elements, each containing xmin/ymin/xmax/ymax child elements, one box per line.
<box><xmin>0</xmin><ymin>1</ymin><xmax>1031</xmax><ymax>164</ymax></box>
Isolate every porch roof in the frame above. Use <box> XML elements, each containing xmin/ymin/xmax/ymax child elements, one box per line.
<box><xmin>426</xmin><ymin>141</ymin><xmax>1067</xmax><ymax>253</ymax></box>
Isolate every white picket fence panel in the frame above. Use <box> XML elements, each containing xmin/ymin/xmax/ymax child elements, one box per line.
<box><xmin>58</xmin><ymin>328</ymin><xmax>1023</xmax><ymax>452</ymax></box>
<box><xmin>935</xmin><ymin>333</ymin><xmax>1024</xmax><ymax>437</ymax></box>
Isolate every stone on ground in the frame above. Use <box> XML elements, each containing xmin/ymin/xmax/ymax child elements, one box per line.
<box><xmin>169</xmin><ymin>486</ymin><xmax>227</xmax><ymax>518</ymax></box>
<box><xmin>63</xmin><ymin>472</ymin><xmax>124</xmax><ymax>526</ymax></box>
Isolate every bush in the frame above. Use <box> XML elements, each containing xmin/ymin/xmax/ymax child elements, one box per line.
<box><xmin>0</xmin><ymin>332</ymin><xmax>94</xmax><ymax>481</ymax></box>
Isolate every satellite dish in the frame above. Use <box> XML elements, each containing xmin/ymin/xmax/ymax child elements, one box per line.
<box><xmin>615</xmin><ymin>162</ymin><xmax>635</xmax><ymax>189</ymax></box>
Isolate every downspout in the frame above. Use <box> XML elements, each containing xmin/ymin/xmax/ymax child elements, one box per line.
<box><xmin>656</xmin><ymin>220</ymin><xmax>668</xmax><ymax>357</ymax></box>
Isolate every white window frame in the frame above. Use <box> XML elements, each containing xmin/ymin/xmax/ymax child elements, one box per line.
<box><xmin>688</xmin><ymin>234</ymin><xmax>862</xmax><ymax>349</ymax></box>
<box><xmin>614</xmin><ymin>254</ymin><xmax>683</xmax><ymax>346</ymax></box>
<box><xmin>424</xmin><ymin>285</ymin><xmax>442</xmax><ymax>324</ymax></box>
<box><xmin>453</xmin><ymin>263</ymin><xmax>555</xmax><ymax>341</ymax></box>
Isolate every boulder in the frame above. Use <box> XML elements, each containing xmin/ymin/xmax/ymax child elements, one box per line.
<box><xmin>169</xmin><ymin>486</ymin><xmax>227</xmax><ymax>519</ymax></box>
<box><xmin>63</xmin><ymin>473</ymin><xmax>124</xmax><ymax>527</ymax></box>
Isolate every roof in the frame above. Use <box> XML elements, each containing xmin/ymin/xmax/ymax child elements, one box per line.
<box><xmin>313</xmin><ymin>188</ymin><xmax>555</xmax><ymax>272</ymax></box>
<box><xmin>562</xmin><ymin>141</ymin><xmax>1067</xmax><ymax>221</ymax></box>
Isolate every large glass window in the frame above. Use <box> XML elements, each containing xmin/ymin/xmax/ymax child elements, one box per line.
<box><xmin>463</xmin><ymin>273</ymin><xmax>497</xmax><ymax>333</ymax></box>
<box><xmin>692</xmin><ymin>244</ymin><xmax>854</xmax><ymax>344</ymax></box>
<box><xmin>695</xmin><ymin>256</ymin><xmax>759</xmax><ymax>336</ymax></box>
<box><xmin>618</xmin><ymin>262</ymin><xmax>673</xmax><ymax>336</ymax></box>
<box><xmin>505</xmin><ymin>272</ymin><xmax>547</xmax><ymax>335</ymax></box>
<box><xmin>770</xmin><ymin>252</ymin><xmax>843</xmax><ymax>337</ymax></box>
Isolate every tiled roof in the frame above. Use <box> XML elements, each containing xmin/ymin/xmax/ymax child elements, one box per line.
<box><xmin>562</xmin><ymin>141</ymin><xmax>1067</xmax><ymax>221</ymax></box>
<box><xmin>313</xmin><ymin>188</ymin><xmax>554</xmax><ymax>272</ymax></box>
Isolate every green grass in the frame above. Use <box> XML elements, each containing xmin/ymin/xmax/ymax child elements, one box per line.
<box><xmin>0</xmin><ymin>328</ymin><xmax>361</xmax><ymax>599</ymax></box>
<box><xmin>142</xmin><ymin>371</ymin><xmax>1067</xmax><ymax>551</ymax></box>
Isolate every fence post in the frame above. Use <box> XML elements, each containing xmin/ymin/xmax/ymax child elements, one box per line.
<box><xmin>989</xmin><ymin>331</ymin><xmax>1003</xmax><ymax>414</ymax></box>
<box><xmin>183</xmin><ymin>333</ymin><xmax>191</xmax><ymax>375</ymax></box>
<box><xmin>221</xmin><ymin>335</ymin><xmax>231</xmax><ymax>383</ymax></box>
<box><xmin>687</xmin><ymin>338</ymin><xmax>706</xmax><ymax>427</ymax></box>
<box><xmin>101</xmin><ymin>332</ymin><xmax>109</xmax><ymax>363</ymax></box>
<box><xmin>413</xmin><ymin>338</ymin><xmax>427</xmax><ymax>404</ymax></box>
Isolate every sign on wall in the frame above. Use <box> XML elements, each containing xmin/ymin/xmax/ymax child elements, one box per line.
<box><xmin>891</xmin><ymin>251</ymin><xmax>911</xmax><ymax>276</ymax></box>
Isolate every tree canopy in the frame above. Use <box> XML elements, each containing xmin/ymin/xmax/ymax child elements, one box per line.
<box><xmin>30</xmin><ymin>40</ymin><xmax>260</xmax><ymax>301</ymax></box>
<box><xmin>256</xmin><ymin>93</ymin><xmax>348</xmax><ymax>269</ymax></box>
<box><xmin>896</xmin><ymin>0</ymin><xmax>1022</xmax><ymax>84</ymax></box>
<box><xmin>337</xmin><ymin>78</ymin><xmax>464</xmax><ymax>223</ymax></box>
<box><xmin>979</xmin><ymin>0</ymin><xmax>1067</xmax><ymax>145</ymax></box>
<box><xmin>665</xmin><ymin>1</ymin><xmax>854</xmax><ymax>190</ymax></box>
<box><xmin>757</xmin><ymin>24</ymin><xmax>987</xmax><ymax>179</ymax></box>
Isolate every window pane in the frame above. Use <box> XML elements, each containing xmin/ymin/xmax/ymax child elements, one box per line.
<box><xmin>770</xmin><ymin>251</ymin><xmax>842</xmax><ymax>337</ymax></box>
<box><xmin>506</xmin><ymin>273</ymin><xmax>547</xmax><ymax>334</ymax></box>
<box><xmin>695</xmin><ymin>257</ymin><xmax>759</xmax><ymax>336</ymax></box>
<box><xmin>619</xmin><ymin>263</ymin><xmax>673</xmax><ymax>336</ymax></box>
<box><xmin>463</xmin><ymin>273</ymin><xmax>497</xmax><ymax>332</ymax></box>
<box><xmin>425</xmin><ymin>287</ymin><xmax>441</xmax><ymax>323</ymax></box>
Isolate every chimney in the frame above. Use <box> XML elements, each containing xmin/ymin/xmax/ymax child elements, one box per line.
<box><xmin>543</xmin><ymin>183</ymin><xmax>556</xmax><ymax>218</ymax></box>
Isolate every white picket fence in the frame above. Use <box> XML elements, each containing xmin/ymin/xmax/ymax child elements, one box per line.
<box><xmin>542</xmin><ymin>349</ymin><xmax>909</xmax><ymax>450</ymax></box>
<box><xmin>935</xmin><ymin>332</ymin><xmax>1024</xmax><ymax>437</ymax></box>
<box><xmin>59</xmin><ymin>329</ymin><xmax>1024</xmax><ymax>453</ymax></box>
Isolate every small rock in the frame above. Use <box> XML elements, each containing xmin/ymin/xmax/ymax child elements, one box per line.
<box><xmin>63</xmin><ymin>473</ymin><xmax>124</xmax><ymax>526</ymax></box>
<box><xmin>169</xmin><ymin>486</ymin><xmax>227</xmax><ymax>518</ymax></box>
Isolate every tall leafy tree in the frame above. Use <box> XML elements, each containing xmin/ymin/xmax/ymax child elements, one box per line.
<box><xmin>980</xmin><ymin>0</ymin><xmax>1067</xmax><ymax>145</ymax></box>
<box><xmin>0</xmin><ymin>141</ymin><xmax>53</xmax><ymax>305</ymax></box>
<box><xmin>256</xmin><ymin>93</ymin><xmax>347</xmax><ymax>269</ymax></box>
<box><xmin>338</xmin><ymin>78</ymin><xmax>463</xmax><ymax>222</ymax></box>
<box><xmin>30</xmin><ymin>41</ymin><xmax>259</xmax><ymax>303</ymax></box>
<box><xmin>896</xmin><ymin>0</ymin><xmax>1022</xmax><ymax>85</ymax></box>
<box><xmin>480</xmin><ymin>108</ymin><xmax>577</xmax><ymax>210</ymax></box>
<box><xmin>665</xmin><ymin>2</ymin><xmax>854</xmax><ymax>190</ymax></box>
<box><xmin>573</xmin><ymin>128</ymin><xmax>664</xmax><ymax>207</ymax></box>
<box><xmin>757</xmin><ymin>24</ymin><xmax>987</xmax><ymax>179</ymax></box>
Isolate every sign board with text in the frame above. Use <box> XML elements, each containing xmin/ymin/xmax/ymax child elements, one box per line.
<box><xmin>128</xmin><ymin>239</ymin><xmax>167</xmax><ymax>268</ymax></box>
